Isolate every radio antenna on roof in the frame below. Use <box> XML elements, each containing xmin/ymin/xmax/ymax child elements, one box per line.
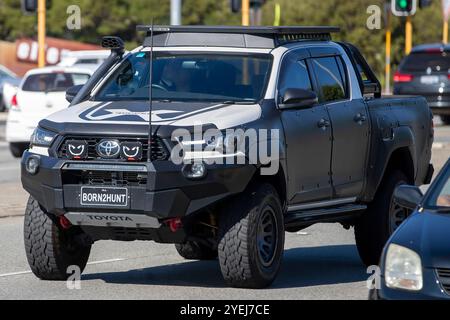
<box><xmin>147</xmin><ymin>19</ymin><xmax>154</xmax><ymax>163</ymax></box>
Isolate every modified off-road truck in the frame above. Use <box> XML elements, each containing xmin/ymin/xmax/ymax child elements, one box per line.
<box><xmin>21</xmin><ymin>26</ymin><xmax>434</xmax><ymax>288</ymax></box>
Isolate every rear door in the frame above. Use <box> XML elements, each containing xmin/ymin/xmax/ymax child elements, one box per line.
<box><xmin>18</xmin><ymin>71</ymin><xmax>90</xmax><ymax>126</ymax></box>
<box><xmin>308</xmin><ymin>48</ymin><xmax>369</xmax><ymax>199</ymax></box>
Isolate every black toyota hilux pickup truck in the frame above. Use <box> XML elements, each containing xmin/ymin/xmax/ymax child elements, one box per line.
<box><xmin>21</xmin><ymin>26</ymin><xmax>434</xmax><ymax>288</ymax></box>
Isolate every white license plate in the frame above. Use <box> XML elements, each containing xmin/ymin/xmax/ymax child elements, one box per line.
<box><xmin>80</xmin><ymin>187</ymin><xmax>128</xmax><ymax>207</ymax></box>
<box><xmin>420</xmin><ymin>75</ymin><xmax>439</xmax><ymax>85</ymax></box>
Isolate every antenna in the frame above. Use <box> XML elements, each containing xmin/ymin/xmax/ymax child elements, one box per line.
<box><xmin>147</xmin><ymin>19</ymin><xmax>154</xmax><ymax>163</ymax></box>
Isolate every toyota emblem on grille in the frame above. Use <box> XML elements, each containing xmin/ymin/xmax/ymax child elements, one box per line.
<box><xmin>96</xmin><ymin>140</ymin><xmax>120</xmax><ymax>158</ymax></box>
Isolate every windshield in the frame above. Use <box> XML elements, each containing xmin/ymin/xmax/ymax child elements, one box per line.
<box><xmin>94</xmin><ymin>52</ymin><xmax>272</xmax><ymax>103</ymax></box>
<box><xmin>424</xmin><ymin>163</ymin><xmax>450</xmax><ymax>211</ymax></box>
<box><xmin>22</xmin><ymin>72</ymin><xmax>90</xmax><ymax>92</ymax></box>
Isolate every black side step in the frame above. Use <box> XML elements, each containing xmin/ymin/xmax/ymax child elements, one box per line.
<box><xmin>285</xmin><ymin>204</ymin><xmax>367</xmax><ymax>228</ymax></box>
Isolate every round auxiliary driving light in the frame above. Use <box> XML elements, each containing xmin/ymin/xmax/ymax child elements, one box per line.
<box><xmin>183</xmin><ymin>162</ymin><xmax>207</xmax><ymax>179</ymax></box>
<box><xmin>26</xmin><ymin>156</ymin><xmax>40</xmax><ymax>175</ymax></box>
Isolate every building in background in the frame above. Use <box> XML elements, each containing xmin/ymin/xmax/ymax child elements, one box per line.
<box><xmin>0</xmin><ymin>37</ymin><xmax>102</xmax><ymax>76</ymax></box>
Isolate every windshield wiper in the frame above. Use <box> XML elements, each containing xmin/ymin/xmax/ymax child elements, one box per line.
<box><xmin>435</xmin><ymin>208</ymin><xmax>450</xmax><ymax>213</ymax></box>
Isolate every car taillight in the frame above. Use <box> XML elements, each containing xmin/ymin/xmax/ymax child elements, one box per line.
<box><xmin>11</xmin><ymin>94</ymin><xmax>19</xmax><ymax>110</ymax></box>
<box><xmin>394</xmin><ymin>72</ymin><xmax>414</xmax><ymax>83</ymax></box>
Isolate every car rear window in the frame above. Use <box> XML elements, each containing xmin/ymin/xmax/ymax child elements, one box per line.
<box><xmin>399</xmin><ymin>52</ymin><xmax>450</xmax><ymax>72</ymax></box>
<box><xmin>22</xmin><ymin>72</ymin><xmax>90</xmax><ymax>92</ymax></box>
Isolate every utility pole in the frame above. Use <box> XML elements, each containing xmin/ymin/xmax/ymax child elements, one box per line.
<box><xmin>242</xmin><ymin>0</ymin><xmax>250</xmax><ymax>26</ymax></box>
<box><xmin>385</xmin><ymin>4</ymin><xmax>392</xmax><ymax>94</ymax></box>
<box><xmin>443</xmin><ymin>0</ymin><xmax>450</xmax><ymax>44</ymax></box>
<box><xmin>444</xmin><ymin>20</ymin><xmax>449</xmax><ymax>44</ymax></box>
<box><xmin>405</xmin><ymin>15</ymin><xmax>413</xmax><ymax>54</ymax></box>
<box><xmin>37</xmin><ymin>0</ymin><xmax>46</xmax><ymax>68</ymax></box>
<box><xmin>171</xmin><ymin>0</ymin><xmax>182</xmax><ymax>25</ymax></box>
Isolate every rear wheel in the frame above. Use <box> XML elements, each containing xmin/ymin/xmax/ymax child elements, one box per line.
<box><xmin>175</xmin><ymin>241</ymin><xmax>217</xmax><ymax>260</ymax></box>
<box><xmin>441</xmin><ymin>115</ymin><xmax>450</xmax><ymax>126</ymax></box>
<box><xmin>24</xmin><ymin>197</ymin><xmax>91</xmax><ymax>280</ymax></box>
<box><xmin>218</xmin><ymin>183</ymin><xmax>284</xmax><ymax>288</ymax></box>
<box><xmin>354</xmin><ymin>170</ymin><xmax>409</xmax><ymax>266</ymax></box>
<box><xmin>9</xmin><ymin>142</ymin><xmax>27</xmax><ymax>158</ymax></box>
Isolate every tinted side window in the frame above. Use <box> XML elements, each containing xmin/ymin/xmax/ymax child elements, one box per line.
<box><xmin>311</xmin><ymin>57</ymin><xmax>346</xmax><ymax>102</ymax></box>
<box><xmin>278</xmin><ymin>57</ymin><xmax>312</xmax><ymax>102</ymax></box>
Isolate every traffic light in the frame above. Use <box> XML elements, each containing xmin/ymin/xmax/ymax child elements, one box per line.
<box><xmin>392</xmin><ymin>0</ymin><xmax>417</xmax><ymax>17</ymax></box>
<box><xmin>21</xmin><ymin>0</ymin><xmax>37</xmax><ymax>14</ymax></box>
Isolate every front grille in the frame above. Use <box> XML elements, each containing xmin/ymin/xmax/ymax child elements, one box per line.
<box><xmin>62</xmin><ymin>170</ymin><xmax>148</xmax><ymax>187</ymax></box>
<box><xmin>58</xmin><ymin>136</ymin><xmax>169</xmax><ymax>162</ymax></box>
<box><xmin>437</xmin><ymin>268</ymin><xmax>450</xmax><ymax>294</ymax></box>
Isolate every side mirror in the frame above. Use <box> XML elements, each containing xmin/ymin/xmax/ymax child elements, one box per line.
<box><xmin>279</xmin><ymin>88</ymin><xmax>318</xmax><ymax>110</ymax></box>
<box><xmin>393</xmin><ymin>185</ymin><xmax>424</xmax><ymax>211</ymax></box>
<box><xmin>65</xmin><ymin>85</ymin><xmax>83</xmax><ymax>103</ymax></box>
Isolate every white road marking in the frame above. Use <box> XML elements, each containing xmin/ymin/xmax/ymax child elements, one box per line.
<box><xmin>0</xmin><ymin>258</ymin><xmax>125</xmax><ymax>278</ymax></box>
<box><xmin>433</xmin><ymin>143</ymin><xmax>445</xmax><ymax>149</ymax></box>
<box><xmin>86</xmin><ymin>258</ymin><xmax>126</xmax><ymax>265</ymax></box>
<box><xmin>0</xmin><ymin>270</ymin><xmax>32</xmax><ymax>277</ymax></box>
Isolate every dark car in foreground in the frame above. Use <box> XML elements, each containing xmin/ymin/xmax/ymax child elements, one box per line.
<box><xmin>393</xmin><ymin>44</ymin><xmax>450</xmax><ymax>125</ymax></box>
<box><xmin>371</xmin><ymin>158</ymin><xmax>450</xmax><ymax>300</ymax></box>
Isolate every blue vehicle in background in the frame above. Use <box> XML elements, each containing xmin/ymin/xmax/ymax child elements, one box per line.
<box><xmin>371</xmin><ymin>158</ymin><xmax>450</xmax><ymax>300</ymax></box>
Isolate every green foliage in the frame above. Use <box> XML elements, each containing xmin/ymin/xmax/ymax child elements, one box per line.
<box><xmin>0</xmin><ymin>0</ymin><xmax>446</xmax><ymax>82</ymax></box>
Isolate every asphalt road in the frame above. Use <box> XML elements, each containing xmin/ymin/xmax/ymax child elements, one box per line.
<box><xmin>0</xmin><ymin>117</ymin><xmax>448</xmax><ymax>300</ymax></box>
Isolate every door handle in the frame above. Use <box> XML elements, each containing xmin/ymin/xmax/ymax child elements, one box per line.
<box><xmin>317</xmin><ymin>118</ymin><xmax>331</xmax><ymax>130</ymax></box>
<box><xmin>354</xmin><ymin>113</ymin><xmax>367</xmax><ymax>124</ymax></box>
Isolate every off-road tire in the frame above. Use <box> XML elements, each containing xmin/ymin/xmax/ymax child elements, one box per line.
<box><xmin>175</xmin><ymin>241</ymin><xmax>217</xmax><ymax>260</ymax></box>
<box><xmin>24</xmin><ymin>197</ymin><xmax>91</xmax><ymax>280</ymax></box>
<box><xmin>218</xmin><ymin>183</ymin><xmax>284</xmax><ymax>289</ymax></box>
<box><xmin>9</xmin><ymin>142</ymin><xmax>27</xmax><ymax>158</ymax></box>
<box><xmin>441</xmin><ymin>115</ymin><xmax>450</xmax><ymax>126</ymax></box>
<box><xmin>355</xmin><ymin>170</ymin><xmax>408</xmax><ymax>266</ymax></box>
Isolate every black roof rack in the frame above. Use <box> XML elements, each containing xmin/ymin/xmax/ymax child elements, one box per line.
<box><xmin>137</xmin><ymin>25</ymin><xmax>340</xmax><ymax>49</ymax></box>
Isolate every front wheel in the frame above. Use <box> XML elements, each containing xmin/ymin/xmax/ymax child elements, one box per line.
<box><xmin>24</xmin><ymin>197</ymin><xmax>91</xmax><ymax>280</ymax></box>
<box><xmin>9</xmin><ymin>142</ymin><xmax>27</xmax><ymax>158</ymax></box>
<box><xmin>218</xmin><ymin>183</ymin><xmax>285</xmax><ymax>288</ymax></box>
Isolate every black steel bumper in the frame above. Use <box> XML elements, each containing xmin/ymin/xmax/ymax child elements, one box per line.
<box><xmin>21</xmin><ymin>151</ymin><xmax>256</xmax><ymax>220</ymax></box>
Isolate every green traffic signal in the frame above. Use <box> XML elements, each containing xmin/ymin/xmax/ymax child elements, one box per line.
<box><xmin>392</xmin><ymin>0</ymin><xmax>417</xmax><ymax>16</ymax></box>
<box><xmin>398</xmin><ymin>0</ymin><xmax>408</xmax><ymax>9</ymax></box>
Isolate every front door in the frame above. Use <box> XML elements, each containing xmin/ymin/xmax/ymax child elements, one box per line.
<box><xmin>278</xmin><ymin>50</ymin><xmax>333</xmax><ymax>204</ymax></box>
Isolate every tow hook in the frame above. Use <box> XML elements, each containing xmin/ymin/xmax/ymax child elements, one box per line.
<box><xmin>165</xmin><ymin>218</ymin><xmax>183</xmax><ymax>233</ymax></box>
